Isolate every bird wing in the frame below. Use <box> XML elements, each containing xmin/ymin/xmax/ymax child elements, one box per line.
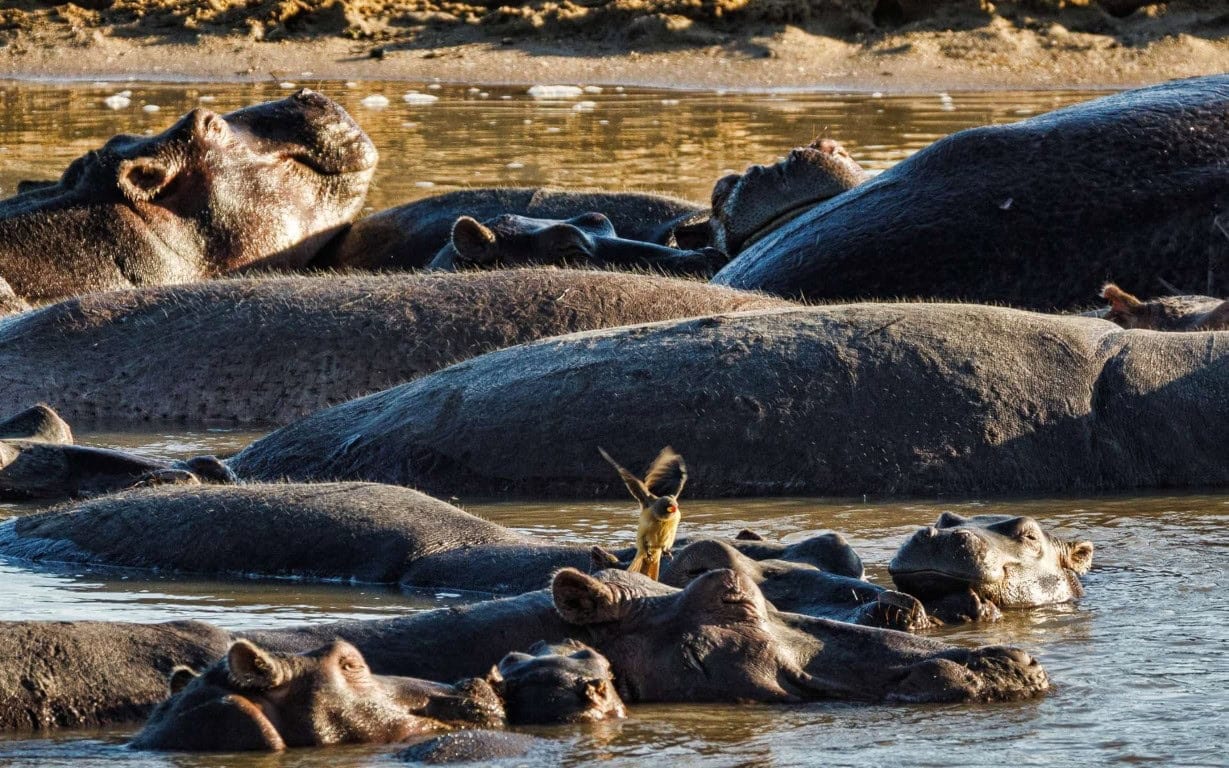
<box><xmin>644</xmin><ymin>446</ymin><xmax>687</xmax><ymax>498</ymax></box>
<box><xmin>598</xmin><ymin>446</ymin><xmax>651</xmax><ymax>505</ymax></box>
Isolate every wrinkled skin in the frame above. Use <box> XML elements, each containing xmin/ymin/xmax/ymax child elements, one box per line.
<box><xmin>890</xmin><ymin>512</ymin><xmax>1094</xmax><ymax>622</ymax></box>
<box><xmin>0</xmin><ymin>482</ymin><xmax>855</xmax><ymax>594</ymax></box>
<box><xmin>429</xmin><ymin>212</ymin><xmax>728</xmax><ymax>277</ymax></box>
<box><xmin>0</xmin><ymin>405</ymin><xmax>233</xmax><ymax>500</ymax></box>
<box><xmin>488</xmin><ymin>639</ymin><xmax>626</xmax><ymax>724</ymax></box>
<box><xmin>0</xmin><ymin>89</ymin><xmax>376</xmax><ymax>304</ymax></box>
<box><xmin>0</xmin><ymin>567</ymin><xmax>1048</xmax><ymax>731</ymax></box>
<box><xmin>710</xmin><ymin>137</ymin><xmax>867</xmax><ymax>255</ymax></box>
<box><xmin>661</xmin><ymin>540</ymin><xmax>931</xmax><ymax>632</ymax></box>
<box><xmin>320</xmin><ymin>188</ymin><xmax>708</xmax><ymax>271</ymax></box>
<box><xmin>713</xmin><ymin>76</ymin><xmax>1229</xmax><ymax>310</ymax></box>
<box><xmin>131</xmin><ymin>639</ymin><xmax>478</xmax><ymax>751</ymax></box>
<box><xmin>0</xmin><ymin>271</ymin><xmax>787</xmax><ymax>426</ymax></box>
<box><xmin>231</xmin><ymin>303</ymin><xmax>1229</xmax><ymax>498</ymax></box>
<box><xmin>1101</xmin><ymin>283</ymin><xmax>1229</xmax><ymax>332</ymax></box>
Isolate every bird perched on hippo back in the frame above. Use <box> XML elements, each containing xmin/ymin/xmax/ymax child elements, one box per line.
<box><xmin>712</xmin><ymin>74</ymin><xmax>1229</xmax><ymax>310</ymax></box>
<box><xmin>599</xmin><ymin>446</ymin><xmax>687</xmax><ymax>580</ymax></box>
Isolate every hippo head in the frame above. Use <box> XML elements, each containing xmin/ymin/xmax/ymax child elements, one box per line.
<box><xmin>131</xmin><ymin>639</ymin><xmax>437</xmax><ymax>751</ymax></box>
<box><xmin>553</xmin><ymin>567</ymin><xmax>1048</xmax><ymax>703</ymax></box>
<box><xmin>1</xmin><ymin>90</ymin><xmax>376</xmax><ymax>302</ymax></box>
<box><xmin>661</xmin><ymin>540</ymin><xmax>929</xmax><ymax>632</ymax></box>
<box><xmin>889</xmin><ymin>512</ymin><xmax>1094</xmax><ymax>616</ymax></box>
<box><xmin>710</xmin><ymin>137</ymin><xmax>867</xmax><ymax>255</ymax></box>
<box><xmin>1101</xmin><ymin>283</ymin><xmax>1229</xmax><ymax>331</ymax></box>
<box><xmin>488</xmin><ymin>639</ymin><xmax>626</xmax><ymax>724</ymax></box>
<box><xmin>436</xmin><ymin>212</ymin><xmax>617</xmax><ymax>270</ymax></box>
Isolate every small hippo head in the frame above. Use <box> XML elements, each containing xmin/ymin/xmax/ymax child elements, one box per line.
<box><xmin>1101</xmin><ymin>283</ymin><xmax>1229</xmax><ymax>331</ymax></box>
<box><xmin>661</xmin><ymin>540</ymin><xmax>928</xmax><ymax>632</ymax></box>
<box><xmin>710</xmin><ymin>137</ymin><xmax>867</xmax><ymax>255</ymax></box>
<box><xmin>488</xmin><ymin>639</ymin><xmax>626</xmax><ymax>724</ymax></box>
<box><xmin>889</xmin><ymin>512</ymin><xmax>1094</xmax><ymax>612</ymax></box>
<box><xmin>131</xmin><ymin>639</ymin><xmax>437</xmax><ymax>751</ymax></box>
<box><xmin>436</xmin><ymin>212</ymin><xmax>616</xmax><ymax>271</ymax></box>
<box><xmin>2</xmin><ymin>90</ymin><xmax>376</xmax><ymax>301</ymax></box>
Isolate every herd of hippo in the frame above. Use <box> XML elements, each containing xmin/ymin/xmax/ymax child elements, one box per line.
<box><xmin>0</xmin><ymin>73</ymin><xmax>1225</xmax><ymax>760</ymax></box>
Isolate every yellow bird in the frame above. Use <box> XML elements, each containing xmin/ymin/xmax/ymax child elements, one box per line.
<box><xmin>598</xmin><ymin>446</ymin><xmax>688</xmax><ymax>581</ymax></box>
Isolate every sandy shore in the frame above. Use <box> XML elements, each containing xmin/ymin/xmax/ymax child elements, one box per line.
<box><xmin>0</xmin><ymin>2</ymin><xmax>1225</xmax><ymax>90</ymax></box>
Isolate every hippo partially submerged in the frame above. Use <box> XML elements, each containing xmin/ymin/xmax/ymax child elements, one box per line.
<box><xmin>0</xmin><ymin>270</ymin><xmax>786</xmax><ymax>426</ymax></box>
<box><xmin>0</xmin><ymin>567</ymin><xmax>1049</xmax><ymax>730</ymax></box>
<box><xmin>321</xmin><ymin>188</ymin><xmax>707</xmax><ymax>271</ymax></box>
<box><xmin>1100</xmin><ymin>283</ymin><xmax>1229</xmax><ymax>331</ymax></box>
<box><xmin>890</xmin><ymin>512</ymin><xmax>1094</xmax><ymax>622</ymax></box>
<box><xmin>712</xmin><ymin>75</ymin><xmax>1229</xmax><ymax>310</ymax></box>
<box><xmin>229</xmin><ymin>302</ymin><xmax>1229</xmax><ymax>498</ymax></box>
<box><xmin>0</xmin><ymin>90</ymin><xmax>376</xmax><ymax>305</ymax></box>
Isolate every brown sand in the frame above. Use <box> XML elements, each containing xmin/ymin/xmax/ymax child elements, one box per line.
<box><xmin>0</xmin><ymin>1</ymin><xmax>1225</xmax><ymax>90</ymax></box>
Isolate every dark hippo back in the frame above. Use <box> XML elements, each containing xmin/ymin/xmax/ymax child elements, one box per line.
<box><xmin>713</xmin><ymin>75</ymin><xmax>1229</xmax><ymax>310</ymax></box>
<box><xmin>230</xmin><ymin>303</ymin><xmax>1229</xmax><ymax>498</ymax></box>
<box><xmin>0</xmin><ymin>270</ymin><xmax>786</xmax><ymax>426</ymax></box>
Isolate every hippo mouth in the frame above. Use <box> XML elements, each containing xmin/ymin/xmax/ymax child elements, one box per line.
<box><xmin>888</xmin><ymin>568</ymin><xmax>987</xmax><ymax>600</ymax></box>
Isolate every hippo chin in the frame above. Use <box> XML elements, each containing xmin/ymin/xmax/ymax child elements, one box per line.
<box><xmin>889</xmin><ymin>512</ymin><xmax>1094</xmax><ymax>622</ymax></box>
<box><xmin>430</xmin><ymin>212</ymin><xmax>728</xmax><ymax>277</ymax></box>
<box><xmin>319</xmin><ymin>188</ymin><xmax>707</xmax><ymax>271</ymax></box>
<box><xmin>712</xmin><ymin>75</ymin><xmax>1229</xmax><ymax>310</ymax></box>
<box><xmin>0</xmin><ymin>89</ymin><xmax>376</xmax><ymax>304</ymax></box>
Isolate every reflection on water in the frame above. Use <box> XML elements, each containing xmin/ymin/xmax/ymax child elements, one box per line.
<box><xmin>0</xmin><ymin>83</ymin><xmax>1225</xmax><ymax>766</ymax></box>
<box><xmin>0</xmin><ymin>81</ymin><xmax>1099</xmax><ymax>214</ymax></box>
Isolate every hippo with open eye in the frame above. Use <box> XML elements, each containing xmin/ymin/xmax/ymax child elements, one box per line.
<box><xmin>889</xmin><ymin>512</ymin><xmax>1094</xmax><ymax>623</ymax></box>
<box><xmin>487</xmin><ymin>639</ymin><xmax>626</xmax><ymax>725</ymax></box>
<box><xmin>430</xmin><ymin>212</ymin><xmax>728</xmax><ymax>277</ymax></box>
<box><xmin>0</xmin><ymin>89</ymin><xmax>376</xmax><ymax>305</ymax></box>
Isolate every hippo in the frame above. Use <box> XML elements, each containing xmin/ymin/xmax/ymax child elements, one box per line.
<box><xmin>709</xmin><ymin>137</ymin><xmax>868</xmax><ymax>256</ymax></box>
<box><xmin>0</xmin><ymin>90</ymin><xmax>377</xmax><ymax>306</ymax></box>
<box><xmin>399</xmin><ymin>731</ymin><xmax>550</xmax><ymax>764</ymax></box>
<box><xmin>487</xmin><ymin>639</ymin><xmax>626</xmax><ymax>724</ymax></box>
<box><xmin>0</xmin><ymin>404</ymin><xmax>234</xmax><ymax>500</ymax></box>
<box><xmin>0</xmin><ymin>567</ymin><xmax>1049</xmax><ymax>730</ymax></box>
<box><xmin>0</xmin><ymin>270</ymin><xmax>787</xmax><ymax>426</ymax></box>
<box><xmin>0</xmin><ymin>482</ymin><xmax>864</xmax><ymax>594</ymax></box>
<box><xmin>1100</xmin><ymin>283</ymin><xmax>1229</xmax><ymax>331</ymax></box>
<box><xmin>131</xmin><ymin>639</ymin><xmax>464</xmax><ymax>751</ymax></box>
<box><xmin>318</xmin><ymin>188</ymin><xmax>708</xmax><ymax>272</ymax></box>
<box><xmin>712</xmin><ymin>75</ymin><xmax>1229</xmax><ymax>310</ymax></box>
<box><xmin>229</xmin><ymin>302</ymin><xmax>1229</xmax><ymax>498</ymax></box>
<box><xmin>427</xmin><ymin>212</ymin><xmax>728</xmax><ymax>277</ymax></box>
<box><xmin>890</xmin><ymin>512</ymin><xmax>1094</xmax><ymax>622</ymax></box>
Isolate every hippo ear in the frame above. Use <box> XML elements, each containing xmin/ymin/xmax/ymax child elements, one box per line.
<box><xmin>0</xmin><ymin>442</ymin><xmax>18</xmax><ymax>470</ymax></box>
<box><xmin>735</xmin><ymin>529</ymin><xmax>765</xmax><ymax>541</ymax></box>
<box><xmin>451</xmin><ymin>217</ymin><xmax>498</xmax><ymax>265</ymax></box>
<box><xmin>117</xmin><ymin>157</ymin><xmax>175</xmax><ymax>203</ymax></box>
<box><xmin>552</xmin><ymin>568</ymin><xmax>626</xmax><ymax>625</ymax></box>
<box><xmin>1064</xmin><ymin>540</ymin><xmax>1094</xmax><ymax>575</ymax></box>
<box><xmin>168</xmin><ymin>665</ymin><xmax>199</xmax><ymax>695</ymax></box>
<box><xmin>485</xmin><ymin>664</ymin><xmax>506</xmax><ymax>694</ymax></box>
<box><xmin>590</xmin><ymin>545</ymin><xmax>621</xmax><ymax>572</ymax></box>
<box><xmin>1101</xmin><ymin>283</ymin><xmax>1143</xmax><ymax>316</ymax></box>
<box><xmin>936</xmin><ymin>511</ymin><xmax>967</xmax><ymax>528</ymax></box>
<box><xmin>226</xmin><ymin>639</ymin><xmax>290</xmax><ymax>690</ymax></box>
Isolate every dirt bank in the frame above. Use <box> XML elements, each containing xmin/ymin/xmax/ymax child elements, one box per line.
<box><xmin>0</xmin><ymin>1</ymin><xmax>1225</xmax><ymax>90</ymax></box>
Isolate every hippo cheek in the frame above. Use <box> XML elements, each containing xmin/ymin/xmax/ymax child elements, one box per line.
<box><xmin>885</xmin><ymin>646</ymin><xmax>1049</xmax><ymax>703</ymax></box>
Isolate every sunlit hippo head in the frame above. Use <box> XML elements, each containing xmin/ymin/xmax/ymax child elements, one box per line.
<box><xmin>1100</xmin><ymin>283</ymin><xmax>1229</xmax><ymax>331</ymax></box>
<box><xmin>889</xmin><ymin>512</ymin><xmax>1094</xmax><ymax>615</ymax></box>
<box><xmin>433</xmin><ymin>212</ymin><xmax>728</xmax><ymax>277</ymax></box>
<box><xmin>131</xmin><ymin>639</ymin><xmax>439</xmax><ymax>751</ymax></box>
<box><xmin>710</xmin><ymin>137</ymin><xmax>867</xmax><ymax>254</ymax></box>
<box><xmin>553</xmin><ymin>567</ymin><xmax>1048</xmax><ymax>703</ymax></box>
<box><xmin>488</xmin><ymin>639</ymin><xmax>626</xmax><ymax>724</ymax></box>
<box><xmin>0</xmin><ymin>90</ymin><xmax>377</xmax><ymax>302</ymax></box>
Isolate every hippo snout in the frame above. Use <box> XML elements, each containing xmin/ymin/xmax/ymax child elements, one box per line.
<box><xmin>888</xmin><ymin>645</ymin><xmax>1049</xmax><ymax>703</ymax></box>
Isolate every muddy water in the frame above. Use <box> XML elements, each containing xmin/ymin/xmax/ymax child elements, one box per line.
<box><xmin>0</xmin><ymin>83</ymin><xmax>1225</xmax><ymax>766</ymax></box>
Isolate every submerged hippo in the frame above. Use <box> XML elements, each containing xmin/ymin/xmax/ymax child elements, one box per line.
<box><xmin>0</xmin><ymin>404</ymin><xmax>233</xmax><ymax>500</ymax></box>
<box><xmin>0</xmin><ymin>270</ymin><xmax>786</xmax><ymax>426</ymax></box>
<box><xmin>1100</xmin><ymin>283</ymin><xmax>1229</xmax><ymax>331</ymax></box>
<box><xmin>890</xmin><ymin>512</ymin><xmax>1094</xmax><ymax>622</ymax></box>
<box><xmin>320</xmin><ymin>188</ymin><xmax>707</xmax><ymax>271</ymax></box>
<box><xmin>0</xmin><ymin>90</ymin><xmax>376</xmax><ymax>305</ymax></box>
<box><xmin>230</xmin><ymin>302</ymin><xmax>1229</xmax><ymax>498</ymax></box>
<box><xmin>0</xmin><ymin>567</ymin><xmax>1049</xmax><ymax>730</ymax></box>
<box><xmin>712</xmin><ymin>75</ymin><xmax>1229</xmax><ymax>310</ymax></box>
<box><xmin>428</xmin><ymin>212</ymin><xmax>728</xmax><ymax>277</ymax></box>
<box><xmin>0</xmin><ymin>482</ymin><xmax>863</xmax><ymax>594</ymax></box>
